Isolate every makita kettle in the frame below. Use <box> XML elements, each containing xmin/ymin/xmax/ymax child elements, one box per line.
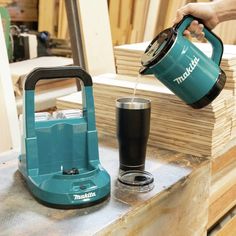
<box><xmin>140</xmin><ymin>15</ymin><xmax>226</xmax><ymax>109</ymax></box>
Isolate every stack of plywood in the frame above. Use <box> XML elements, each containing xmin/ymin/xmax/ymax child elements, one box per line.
<box><xmin>114</xmin><ymin>42</ymin><xmax>236</xmax><ymax>147</ymax></box>
<box><xmin>209</xmin><ymin>152</ymin><xmax>236</xmax><ymax>231</ymax></box>
<box><xmin>114</xmin><ymin>42</ymin><xmax>236</xmax><ymax>86</ymax></box>
<box><xmin>193</xmin><ymin>43</ymin><xmax>236</xmax><ymax>95</ymax></box>
<box><xmin>10</xmin><ymin>56</ymin><xmax>74</xmax><ymax>93</ymax></box>
<box><xmin>57</xmin><ymin>42</ymin><xmax>236</xmax><ymax>157</ymax></box>
<box><xmin>114</xmin><ymin>41</ymin><xmax>236</xmax><ymax>142</ymax></box>
<box><xmin>114</xmin><ymin>42</ymin><xmax>236</xmax><ymax>232</ymax></box>
<box><xmin>114</xmin><ymin>41</ymin><xmax>148</xmax><ymax>77</ymax></box>
<box><xmin>193</xmin><ymin>43</ymin><xmax>236</xmax><ymax>143</ymax></box>
<box><xmin>16</xmin><ymin>78</ymin><xmax>77</xmax><ymax>114</ymax></box>
<box><xmin>208</xmin><ymin>205</ymin><xmax>236</xmax><ymax>236</ymax></box>
<box><xmin>56</xmin><ymin>73</ymin><xmax>235</xmax><ymax>158</ymax></box>
<box><xmin>56</xmin><ymin>73</ymin><xmax>236</xmax><ymax>231</ymax></box>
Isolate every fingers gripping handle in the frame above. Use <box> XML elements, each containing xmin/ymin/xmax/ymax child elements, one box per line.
<box><xmin>174</xmin><ymin>15</ymin><xmax>223</xmax><ymax>66</ymax></box>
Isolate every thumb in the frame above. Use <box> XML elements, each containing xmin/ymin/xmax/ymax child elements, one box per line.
<box><xmin>173</xmin><ymin>9</ymin><xmax>185</xmax><ymax>24</ymax></box>
<box><xmin>173</xmin><ymin>4</ymin><xmax>193</xmax><ymax>24</ymax></box>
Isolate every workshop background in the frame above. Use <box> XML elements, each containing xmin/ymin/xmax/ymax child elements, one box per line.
<box><xmin>0</xmin><ymin>0</ymin><xmax>236</xmax><ymax>236</ymax></box>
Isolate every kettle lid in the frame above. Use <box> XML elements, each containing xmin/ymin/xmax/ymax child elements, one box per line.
<box><xmin>141</xmin><ymin>28</ymin><xmax>177</xmax><ymax>67</ymax></box>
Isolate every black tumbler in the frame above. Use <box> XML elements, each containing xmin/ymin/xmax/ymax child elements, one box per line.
<box><xmin>116</xmin><ymin>97</ymin><xmax>151</xmax><ymax>171</ymax></box>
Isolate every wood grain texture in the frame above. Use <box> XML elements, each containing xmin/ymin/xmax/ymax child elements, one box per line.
<box><xmin>215</xmin><ymin>214</ymin><xmax>236</xmax><ymax>236</ymax></box>
<box><xmin>0</xmin><ymin>137</ymin><xmax>210</xmax><ymax>236</ymax></box>
<box><xmin>164</xmin><ymin>0</ymin><xmax>187</xmax><ymax>28</ymax></box>
<box><xmin>98</xmin><ymin>160</ymin><xmax>210</xmax><ymax>236</ymax></box>
<box><xmin>212</xmin><ymin>146</ymin><xmax>236</xmax><ymax>175</ymax></box>
<box><xmin>143</xmin><ymin>0</ymin><xmax>162</xmax><ymax>41</ymax></box>
<box><xmin>208</xmin><ymin>184</ymin><xmax>236</xmax><ymax>229</ymax></box>
<box><xmin>57</xmin><ymin>0</ymin><xmax>68</xmax><ymax>39</ymax></box>
<box><xmin>107</xmin><ymin>0</ymin><xmax>236</xmax><ymax>45</ymax></box>
<box><xmin>209</xmin><ymin>149</ymin><xmax>236</xmax><ymax>229</ymax></box>
<box><xmin>38</xmin><ymin>0</ymin><xmax>56</xmax><ymax>36</ymax></box>
<box><xmin>108</xmin><ymin>0</ymin><xmax>121</xmax><ymax>45</ymax></box>
<box><xmin>77</xmin><ymin>0</ymin><xmax>116</xmax><ymax>75</ymax></box>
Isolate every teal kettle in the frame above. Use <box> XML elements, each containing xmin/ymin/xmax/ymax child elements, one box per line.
<box><xmin>140</xmin><ymin>15</ymin><xmax>226</xmax><ymax>109</ymax></box>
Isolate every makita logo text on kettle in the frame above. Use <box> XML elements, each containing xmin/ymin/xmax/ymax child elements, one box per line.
<box><xmin>173</xmin><ymin>56</ymin><xmax>200</xmax><ymax>84</ymax></box>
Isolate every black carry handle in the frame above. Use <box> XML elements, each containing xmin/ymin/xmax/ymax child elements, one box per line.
<box><xmin>24</xmin><ymin>66</ymin><xmax>92</xmax><ymax>90</ymax></box>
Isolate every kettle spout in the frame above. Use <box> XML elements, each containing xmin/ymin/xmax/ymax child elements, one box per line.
<box><xmin>139</xmin><ymin>66</ymin><xmax>152</xmax><ymax>75</ymax></box>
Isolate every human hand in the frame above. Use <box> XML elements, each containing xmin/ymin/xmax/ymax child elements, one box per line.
<box><xmin>173</xmin><ymin>2</ymin><xmax>220</xmax><ymax>40</ymax></box>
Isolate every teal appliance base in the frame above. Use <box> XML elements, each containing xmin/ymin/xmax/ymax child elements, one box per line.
<box><xmin>19</xmin><ymin>67</ymin><xmax>111</xmax><ymax>209</ymax></box>
<box><xmin>18</xmin><ymin>161</ymin><xmax>110</xmax><ymax>209</ymax></box>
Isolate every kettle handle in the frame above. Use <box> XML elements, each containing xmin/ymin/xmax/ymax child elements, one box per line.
<box><xmin>174</xmin><ymin>15</ymin><xmax>223</xmax><ymax>66</ymax></box>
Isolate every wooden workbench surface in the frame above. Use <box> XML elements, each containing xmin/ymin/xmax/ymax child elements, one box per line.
<box><xmin>0</xmin><ymin>136</ymin><xmax>210</xmax><ymax>236</ymax></box>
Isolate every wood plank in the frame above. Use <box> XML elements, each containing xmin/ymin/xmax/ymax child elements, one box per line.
<box><xmin>0</xmin><ymin>15</ymin><xmax>20</xmax><ymax>153</ymax></box>
<box><xmin>215</xmin><ymin>214</ymin><xmax>236</xmax><ymax>236</ymax></box>
<box><xmin>57</xmin><ymin>0</ymin><xmax>68</xmax><ymax>39</ymax></box>
<box><xmin>0</xmin><ymin>139</ymin><xmax>210</xmax><ymax>236</ymax></box>
<box><xmin>130</xmin><ymin>0</ymin><xmax>149</xmax><ymax>43</ymax></box>
<box><xmin>99</xmin><ymin>155</ymin><xmax>210</xmax><ymax>236</ymax></box>
<box><xmin>38</xmin><ymin>0</ymin><xmax>56</xmax><ymax>36</ymax></box>
<box><xmin>208</xmin><ymin>184</ymin><xmax>236</xmax><ymax>229</ymax></box>
<box><xmin>212</xmin><ymin>145</ymin><xmax>236</xmax><ymax>175</ymax></box>
<box><xmin>4</xmin><ymin>1</ymin><xmax>38</xmax><ymax>22</ymax></box>
<box><xmin>210</xmin><ymin>161</ymin><xmax>236</xmax><ymax>205</ymax></box>
<box><xmin>77</xmin><ymin>0</ymin><xmax>116</xmax><ymax>75</ymax></box>
<box><xmin>0</xmin><ymin>0</ymin><xmax>14</xmax><ymax>5</ymax></box>
<box><xmin>108</xmin><ymin>0</ymin><xmax>121</xmax><ymax>45</ymax></box>
<box><xmin>143</xmin><ymin>0</ymin><xmax>162</xmax><ymax>41</ymax></box>
<box><xmin>164</xmin><ymin>0</ymin><xmax>187</xmax><ymax>28</ymax></box>
<box><xmin>214</xmin><ymin>20</ymin><xmax>236</xmax><ymax>45</ymax></box>
<box><xmin>119</xmin><ymin>0</ymin><xmax>133</xmax><ymax>44</ymax></box>
<box><xmin>16</xmin><ymin>80</ymin><xmax>77</xmax><ymax>114</ymax></box>
<box><xmin>10</xmin><ymin>56</ymin><xmax>73</xmax><ymax>86</ymax></box>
